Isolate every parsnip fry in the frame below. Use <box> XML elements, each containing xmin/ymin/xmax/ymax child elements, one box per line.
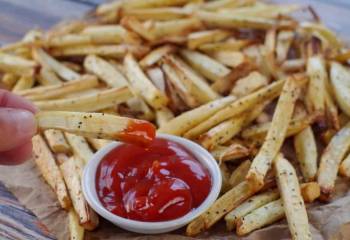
<box><xmin>294</xmin><ymin>126</ymin><xmax>317</xmax><ymax>182</ymax></box>
<box><xmin>236</xmin><ymin>199</ymin><xmax>284</xmax><ymax>236</ymax></box>
<box><xmin>187</xmin><ymin>180</ymin><xmax>255</xmax><ymax>236</ymax></box>
<box><xmin>158</xmin><ymin>95</ymin><xmax>236</xmax><ymax>135</ymax></box>
<box><xmin>60</xmin><ymin>156</ymin><xmax>99</xmax><ymax>230</ymax></box>
<box><xmin>155</xmin><ymin>107</ymin><xmax>175</xmax><ymax>127</ymax></box>
<box><xmin>84</xmin><ymin>55</ymin><xmax>128</xmax><ymax>88</ymax></box>
<box><xmin>201</xmin><ymin>0</ymin><xmax>255</xmax><ymax>11</ymax></box>
<box><xmin>318</xmin><ymin>122</ymin><xmax>350</xmax><ymax>200</ymax></box>
<box><xmin>242</xmin><ymin>114</ymin><xmax>316</xmax><ymax>141</ymax></box>
<box><xmin>300</xmin><ymin>182</ymin><xmax>320</xmax><ymax>203</ymax></box>
<box><xmin>187</xmin><ymin>29</ymin><xmax>231</xmax><ymax>50</ymax></box>
<box><xmin>229</xmin><ymin>160</ymin><xmax>251</xmax><ymax>188</ymax></box>
<box><xmin>196</xmin><ymin>10</ymin><xmax>295</xmax><ymax>30</ymax></box>
<box><xmin>36</xmin><ymin>111</ymin><xmax>156</xmax><ymax>145</ymax></box>
<box><xmin>198</xmin><ymin>114</ymin><xmax>246</xmax><ymax>149</ymax></box>
<box><xmin>50</xmin><ymin>44</ymin><xmax>149</xmax><ymax>59</ymax></box>
<box><xmin>44</xmin><ymin>129</ymin><xmax>71</xmax><ymax>154</ymax></box>
<box><xmin>68</xmin><ymin>210</ymin><xmax>85</xmax><ymax>240</ymax></box>
<box><xmin>122</xmin><ymin>0</ymin><xmax>189</xmax><ymax>9</ymax></box>
<box><xmin>82</xmin><ymin>25</ymin><xmax>138</xmax><ymax>43</ymax></box>
<box><xmin>0</xmin><ymin>53</ymin><xmax>37</xmax><ymax>76</ymax></box>
<box><xmin>231</xmin><ymin>71</ymin><xmax>268</xmax><ymax>97</ymax></box>
<box><xmin>122</xmin><ymin>7</ymin><xmax>190</xmax><ymax>21</ymax></box>
<box><xmin>1</xmin><ymin>73</ymin><xmax>18</xmax><ymax>89</ymax></box>
<box><xmin>306</xmin><ymin>55</ymin><xmax>326</xmax><ymax>117</ymax></box>
<box><xmin>275</xmin><ymin>155</ymin><xmax>312</xmax><ymax>240</ymax></box>
<box><xmin>33</xmin><ymin>48</ymin><xmax>81</xmax><ymax>81</ymax></box>
<box><xmin>209</xmin><ymin>50</ymin><xmax>246</xmax><ymax>68</ymax></box>
<box><xmin>330</xmin><ymin>61</ymin><xmax>350</xmax><ymax>117</ymax></box>
<box><xmin>140</xmin><ymin>45</ymin><xmax>176</xmax><ymax>68</ymax></box>
<box><xmin>164</xmin><ymin>54</ymin><xmax>219</xmax><ymax>104</ymax></box>
<box><xmin>124</xmin><ymin>53</ymin><xmax>168</xmax><ymax>109</ymax></box>
<box><xmin>32</xmin><ymin>135</ymin><xmax>71</xmax><ymax>209</ymax></box>
<box><xmin>184</xmin><ymin>79</ymin><xmax>286</xmax><ymax>139</ymax></box>
<box><xmin>211</xmin><ymin>143</ymin><xmax>251</xmax><ymax>162</ymax></box>
<box><xmin>180</xmin><ymin>49</ymin><xmax>231</xmax><ymax>82</ymax></box>
<box><xmin>38</xmin><ymin>67</ymin><xmax>63</xmax><ymax>86</ymax></box>
<box><xmin>87</xmin><ymin>138</ymin><xmax>112</xmax><ymax>151</ymax></box>
<box><xmin>204</xmin><ymin>181</ymin><xmax>256</xmax><ymax>229</ymax></box>
<box><xmin>34</xmin><ymin>87</ymin><xmax>132</xmax><ymax>112</ymax></box>
<box><xmin>64</xmin><ymin>133</ymin><xmax>94</xmax><ymax>165</ymax></box>
<box><xmin>247</xmin><ymin>77</ymin><xmax>299</xmax><ymax>190</ymax></box>
<box><xmin>276</xmin><ymin>31</ymin><xmax>294</xmax><ymax>63</ymax></box>
<box><xmin>225</xmin><ymin>189</ymin><xmax>279</xmax><ymax>231</ymax></box>
<box><xmin>12</xmin><ymin>75</ymin><xmax>35</xmax><ymax>92</ymax></box>
<box><xmin>18</xmin><ymin>75</ymin><xmax>98</xmax><ymax>101</ymax></box>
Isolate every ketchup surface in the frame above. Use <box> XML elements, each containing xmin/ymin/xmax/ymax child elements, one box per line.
<box><xmin>96</xmin><ymin>138</ymin><xmax>211</xmax><ymax>222</ymax></box>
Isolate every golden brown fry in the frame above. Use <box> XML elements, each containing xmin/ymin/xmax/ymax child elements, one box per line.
<box><xmin>122</xmin><ymin>0</ymin><xmax>190</xmax><ymax>9</ymax></box>
<box><xmin>247</xmin><ymin>77</ymin><xmax>300</xmax><ymax>190</ymax></box>
<box><xmin>294</xmin><ymin>127</ymin><xmax>317</xmax><ymax>182</ymax></box>
<box><xmin>300</xmin><ymin>182</ymin><xmax>320</xmax><ymax>203</ymax></box>
<box><xmin>32</xmin><ymin>135</ymin><xmax>71</xmax><ymax>210</ymax></box>
<box><xmin>225</xmin><ymin>189</ymin><xmax>279</xmax><ymax>231</ymax></box>
<box><xmin>220</xmin><ymin>162</ymin><xmax>232</xmax><ymax>193</ymax></box>
<box><xmin>301</xmin><ymin>22</ymin><xmax>341</xmax><ymax>50</ymax></box>
<box><xmin>318</xmin><ymin>122</ymin><xmax>350</xmax><ymax>200</ymax></box>
<box><xmin>229</xmin><ymin>160</ymin><xmax>251</xmax><ymax>188</ymax></box>
<box><xmin>34</xmin><ymin>87</ymin><xmax>132</xmax><ymax>112</ymax></box>
<box><xmin>198</xmin><ymin>40</ymin><xmax>251</xmax><ymax>53</ymax></box>
<box><xmin>275</xmin><ymin>155</ymin><xmax>312</xmax><ymax>240</ymax></box>
<box><xmin>44</xmin><ymin>129</ymin><xmax>71</xmax><ymax>154</ymax></box>
<box><xmin>158</xmin><ymin>95</ymin><xmax>235</xmax><ymax>135</ymax></box>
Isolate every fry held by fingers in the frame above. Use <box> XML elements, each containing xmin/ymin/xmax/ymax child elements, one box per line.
<box><xmin>36</xmin><ymin>111</ymin><xmax>156</xmax><ymax>145</ymax></box>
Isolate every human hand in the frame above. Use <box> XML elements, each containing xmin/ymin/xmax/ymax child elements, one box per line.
<box><xmin>0</xmin><ymin>89</ymin><xmax>38</xmax><ymax>165</ymax></box>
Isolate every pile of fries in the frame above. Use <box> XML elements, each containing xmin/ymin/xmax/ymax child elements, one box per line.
<box><xmin>2</xmin><ymin>0</ymin><xmax>350</xmax><ymax>239</ymax></box>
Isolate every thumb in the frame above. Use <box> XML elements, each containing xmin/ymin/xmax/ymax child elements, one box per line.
<box><xmin>0</xmin><ymin>108</ymin><xmax>37</xmax><ymax>152</ymax></box>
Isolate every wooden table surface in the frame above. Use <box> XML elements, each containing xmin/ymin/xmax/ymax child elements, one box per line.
<box><xmin>0</xmin><ymin>0</ymin><xmax>349</xmax><ymax>239</ymax></box>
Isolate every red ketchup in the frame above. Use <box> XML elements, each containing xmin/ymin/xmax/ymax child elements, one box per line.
<box><xmin>96</xmin><ymin>138</ymin><xmax>212</xmax><ymax>222</ymax></box>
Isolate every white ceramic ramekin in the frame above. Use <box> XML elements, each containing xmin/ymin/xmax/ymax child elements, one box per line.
<box><xmin>82</xmin><ymin>133</ymin><xmax>222</xmax><ymax>234</ymax></box>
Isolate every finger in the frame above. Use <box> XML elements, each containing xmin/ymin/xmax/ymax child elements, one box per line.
<box><xmin>0</xmin><ymin>89</ymin><xmax>38</xmax><ymax>113</ymax></box>
<box><xmin>0</xmin><ymin>141</ymin><xmax>32</xmax><ymax>165</ymax></box>
<box><xmin>0</xmin><ymin>108</ymin><xmax>37</xmax><ymax>151</ymax></box>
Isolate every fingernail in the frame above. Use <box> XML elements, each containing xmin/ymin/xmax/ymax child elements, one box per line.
<box><xmin>14</xmin><ymin>109</ymin><xmax>37</xmax><ymax>136</ymax></box>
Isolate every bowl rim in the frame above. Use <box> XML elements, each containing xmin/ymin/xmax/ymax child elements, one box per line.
<box><xmin>82</xmin><ymin>133</ymin><xmax>222</xmax><ymax>231</ymax></box>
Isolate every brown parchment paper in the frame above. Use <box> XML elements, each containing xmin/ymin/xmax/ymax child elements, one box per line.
<box><xmin>0</xmin><ymin>159</ymin><xmax>350</xmax><ymax>240</ymax></box>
